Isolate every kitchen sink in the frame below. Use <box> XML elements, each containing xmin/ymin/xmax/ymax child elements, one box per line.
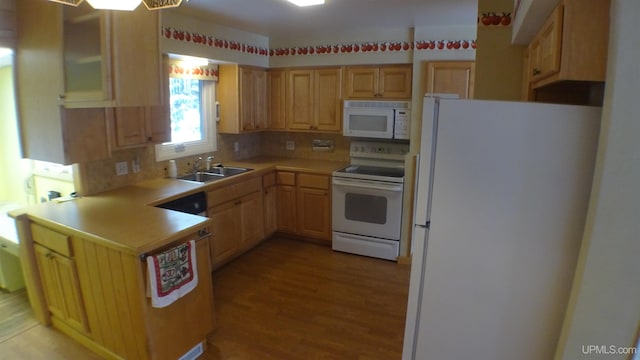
<box><xmin>206</xmin><ymin>166</ymin><xmax>252</xmax><ymax>177</ymax></box>
<box><xmin>176</xmin><ymin>167</ymin><xmax>253</xmax><ymax>183</ymax></box>
<box><xmin>177</xmin><ymin>172</ymin><xmax>224</xmax><ymax>183</ymax></box>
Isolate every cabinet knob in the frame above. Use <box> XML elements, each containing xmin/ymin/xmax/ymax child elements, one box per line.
<box><xmin>532</xmin><ymin>68</ymin><xmax>541</xmax><ymax>76</ymax></box>
<box><xmin>58</xmin><ymin>94</ymin><xmax>66</xmax><ymax>100</ymax></box>
<box><xmin>148</xmin><ymin>136</ymin><xmax>153</xmax><ymax>142</ymax></box>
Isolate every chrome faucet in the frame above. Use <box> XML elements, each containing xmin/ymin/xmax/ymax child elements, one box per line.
<box><xmin>191</xmin><ymin>157</ymin><xmax>202</xmax><ymax>173</ymax></box>
<box><xmin>206</xmin><ymin>155</ymin><xmax>215</xmax><ymax>171</ymax></box>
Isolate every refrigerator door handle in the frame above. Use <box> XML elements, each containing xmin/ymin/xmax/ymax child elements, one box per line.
<box><xmin>415</xmin><ymin>221</ymin><xmax>431</xmax><ymax>230</ymax></box>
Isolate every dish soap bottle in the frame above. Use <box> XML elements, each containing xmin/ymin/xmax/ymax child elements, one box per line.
<box><xmin>168</xmin><ymin>160</ymin><xmax>178</xmax><ymax>178</ymax></box>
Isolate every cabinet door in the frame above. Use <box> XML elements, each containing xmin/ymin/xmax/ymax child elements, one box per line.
<box><xmin>425</xmin><ymin>61</ymin><xmax>476</xmax><ymax>99</ymax></box>
<box><xmin>110</xmin><ymin>6</ymin><xmax>162</xmax><ymax>107</ymax></box>
<box><xmin>263</xmin><ymin>185</ymin><xmax>278</xmax><ymax>236</ymax></box>
<box><xmin>314</xmin><ymin>68</ymin><xmax>342</xmax><ymax>132</ymax></box>
<box><xmin>287</xmin><ymin>70</ymin><xmax>315</xmax><ymax>130</ymax></box>
<box><xmin>34</xmin><ymin>244</ymin><xmax>89</xmax><ymax>334</ymax></box>
<box><xmin>240</xmin><ymin>191</ymin><xmax>265</xmax><ymax>248</ymax></box>
<box><xmin>276</xmin><ymin>185</ymin><xmax>297</xmax><ymax>233</ymax></box>
<box><xmin>379</xmin><ymin>65</ymin><xmax>412</xmax><ymax>98</ymax></box>
<box><xmin>209</xmin><ymin>201</ymin><xmax>241</xmax><ymax>266</ymax></box>
<box><xmin>240</xmin><ymin>67</ymin><xmax>255</xmax><ymax>131</ymax></box>
<box><xmin>344</xmin><ymin>67</ymin><xmax>378</xmax><ymax>98</ymax></box>
<box><xmin>146</xmin><ymin>104</ymin><xmax>171</xmax><ymax>144</ymax></box>
<box><xmin>536</xmin><ymin>6</ymin><xmax>563</xmax><ymax>80</ymax></box>
<box><xmin>254</xmin><ymin>69</ymin><xmax>268</xmax><ymax>130</ymax></box>
<box><xmin>112</xmin><ymin>107</ymin><xmax>147</xmax><ymax>148</ymax></box>
<box><xmin>297</xmin><ymin>187</ymin><xmax>331</xmax><ymax>241</ymax></box>
<box><xmin>267</xmin><ymin>70</ymin><xmax>286</xmax><ymax>130</ymax></box>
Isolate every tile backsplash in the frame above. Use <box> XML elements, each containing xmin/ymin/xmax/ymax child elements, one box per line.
<box><xmin>78</xmin><ymin>131</ymin><xmax>349</xmax><ymax>195</ymax></box>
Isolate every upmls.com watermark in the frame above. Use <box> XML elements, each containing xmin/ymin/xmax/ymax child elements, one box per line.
<box><xmin>582</xmin><ymin>345</ymin><xmax>638</xmax><ymax>355</ymax></box>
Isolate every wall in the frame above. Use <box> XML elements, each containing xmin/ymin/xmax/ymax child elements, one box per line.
<box><xmin>555</xmin><ymin>0</ymin><xmax>640</xmax><ymax>358</ymax></box>
<box><xmin>0</xmin><ymin>64</ymin><xmax>28</xmax><ymax>204</ymax></box>
<box><xmin>474</xmin><ymin>0</ymin><xmax>525</xmax><ymax>100</ymax></box>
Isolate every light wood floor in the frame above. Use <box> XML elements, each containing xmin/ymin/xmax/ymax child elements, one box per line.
<box><xmin>0</xmin><ymin>237</ymin><xmax>411</xmax><ymax>359</ymax></box>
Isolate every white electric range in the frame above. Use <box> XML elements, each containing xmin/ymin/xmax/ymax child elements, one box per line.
<box><xmin>332</xmin><ymin>141</ymin><xmax>409</xmax><ymax>260</ymax></box>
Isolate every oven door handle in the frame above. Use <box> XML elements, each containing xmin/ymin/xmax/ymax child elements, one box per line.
<box><xmin>332</xmin><ymin>178</ymin><xmax>404</xmax><ymax>192</ymax></box>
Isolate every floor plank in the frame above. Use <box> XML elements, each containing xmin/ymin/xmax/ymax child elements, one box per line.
<box><xmin>0</xmin><ymin>237</ymin><xmax>410</xmax><ymax>359</ymax></box>
<box><xmin>0</xmin><ymin>288</ymin><xmax>38</xmax><ymax>343</ymax></box>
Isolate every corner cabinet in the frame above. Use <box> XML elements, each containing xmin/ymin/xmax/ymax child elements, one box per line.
<box><xmin>267</xmin><ymin>70</ymin><xmax>287</xmax><ymax>130</ymax></box>
<box><xmin>523</xmin><ymin>0</ymin><xmax>610</xmax><ymax>95</ymax></box>
<box><xmin>286</xmin><ymin>67</ymin><xmax>342</xmax><ymax>132</ymax></box>
<box><xmin>16</xmin><ymin>0</ymin><xmax>163</xmax><ymax>164</ymax></box>
<box><xmin>344</xmin><ymin>65</ymin><xmax>412</xmax><ymax>99</ymax></box>
<box><xmin>217</xmin><ymin>65</ymin><xmax>268</xmax><ymax>133</ymax></box>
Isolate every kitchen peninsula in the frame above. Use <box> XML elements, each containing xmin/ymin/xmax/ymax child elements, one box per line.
<box><xmin>10</xmin><ymin>157</ymin><xmax>346</xmax><ymax>360</ymax></box>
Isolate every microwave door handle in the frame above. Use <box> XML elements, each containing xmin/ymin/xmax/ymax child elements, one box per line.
<box><xmin>333</xmin><ymin>178</ymin><xmax>403</xmax><ymax>192</ymax></box>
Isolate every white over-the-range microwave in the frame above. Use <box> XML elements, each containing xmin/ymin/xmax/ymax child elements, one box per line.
<box><xmin>343</xmin><ymin>100</ymin><xmax>411</xmax><ymax>140</ymax></box>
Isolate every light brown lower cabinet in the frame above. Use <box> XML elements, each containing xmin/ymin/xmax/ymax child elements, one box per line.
<box><xmin>21</xmin><ymin>220</ymin><xmax>215</xmax><ymax>360</ymax></box>
<box><xmin>207</xmin><ymin>177</ymin><xmax>265</xmax><ymax>268</ymax></box>
<box><xmin>275</xmin><ymin>171</ymin><xmax>332</xmax><ymax>242</ymax></box>
<box><xmin>262</xmin><ymin>172</ymin><xmax>278</xmax><ymax>236</ymax></box>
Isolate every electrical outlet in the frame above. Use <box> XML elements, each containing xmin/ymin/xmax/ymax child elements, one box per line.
<box><xmin>234</xmin><ymin>141</ymin><xmax>240</xmax><ymax>152</ymax></box>
<box><xmin>286</xmin><ymin>140</ymin><xmax>295</xmax><ymax>151</ymax></box>
<box><xmin>132</xmin><ymin>157</ymin><xmax>140</xmax><ymax>173</ymax></box>
<box><xmin>115</xmin><ymin>161</ymin><xmax>128</xmax><ymax>176</ymax></box>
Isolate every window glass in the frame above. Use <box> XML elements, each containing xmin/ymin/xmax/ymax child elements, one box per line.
<box><xmin>169</xmin><ymin>77</ymin><xmax>203</xmax><ymax>143</ymax></box>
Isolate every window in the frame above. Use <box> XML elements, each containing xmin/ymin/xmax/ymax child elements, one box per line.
<box><xmin>155</xmin><ymin>63</ymin><xmax>217</xmax><ymax>162</ymax></box>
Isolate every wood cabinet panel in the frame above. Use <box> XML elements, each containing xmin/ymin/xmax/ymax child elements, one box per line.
<box><xmin>264</xmin><ymin>182</ymin><xmax>278</xmax><ymax>236</ymax></box>
<box><xmin>315</xmin><ymin>68</ymin><xmax>342</xmax><ymax>131</ymax></box>
<box><xmin>425</xmin><ymin>61</ymin><xmax>475</xmax><ymax>99</ymax></box>
<box><xmin>240</xmin><ymin>191</ymin><xmax>265</xmax><ymax>248</ymax></box>
<box><xmin>34</xmin><ymin>243</ymin><xmax>88</xmax><ymax>335</ymax></box>
<box><xmin>267</xmin><ymin>70</ymin><xmax>286</xmax><ymax>130</ymax></box>
<box><xmin>297</xmin><ymin>187</ymin><xmax>331</xmax><ymax>241</ymax></box>
<box><xmin>345</xmin><ymin>65</ymin><xmax>412</xmax><ymax>99</ymax></box>
<box><xmin>276</xmin><ymin>185</ymin><xmax>297</xmax><ymax>233</ymax></box>
<box><xmin>525</xmin><ymin>0</ymin><xmax>610</xmax><ymax>94</ymax></box>
<box><xmin>287</xmin><ymin>70</ymin><xmax>315</xmax><ymax>130</ymax></box>
<box><xmin>209</xmin><ymin>200</ymin><xmax>241</xmax><ymax>265</ymax></box>
<box><xmin>218</xmin><ymin>65</ymin><xmax>267</xmax><ymax>134</ymax></box>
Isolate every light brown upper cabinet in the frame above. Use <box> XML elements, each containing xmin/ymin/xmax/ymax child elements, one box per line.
<box><xmin>267</xmin><ymin>70</ymin><xmax>287</xmax><ymax>130</ymax></box>
<box><xmin>424</xmin><ymin>61</ymin><xmax>475</xmax><ymax>99</ymax></box>
<box><xmin>344</xmin><ymin>65</ymin><xmax>412</xmax><ymax>99</ymax></box>
<box><xmin>16</xmin><ymin>0</ymin><xmax>162</xmax><ymax>163</ymax></box>
<box><xmin>525</xmin><ymin>0</ymin><xmax>610</xmax><ymax>90</ymax></box>
<box><xmin>286</xmin><ymin>67</ymin><xmax>342</xmax><ymax>132</ymax></box>
<box><xmin>218</xmin><ymin>64</ymin><xmax>268</xmax><ymax>134</ymax></box>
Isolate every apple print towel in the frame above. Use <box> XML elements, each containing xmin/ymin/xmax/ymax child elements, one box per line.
<box><xmin>147</xmin><ymin>240</ymin><xmax>198</xmax><ymax>308</ymax></box>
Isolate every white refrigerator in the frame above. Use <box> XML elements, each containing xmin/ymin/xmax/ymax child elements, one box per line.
<box><xmin>402</xmin><ymin>97</ymin><xmax>601</xmax><ymax>360</ymax></box>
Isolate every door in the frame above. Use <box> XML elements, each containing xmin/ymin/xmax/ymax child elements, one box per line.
<box><xmin>209</xmin><ymin>201</ymin><xmax>241</xmax><ymax>265</ymax></box>
<box><xmin>240</xmin><ymin>191</ymin><xmax>265</xmax><ymax>247</ymax></box>
<box><xmin>263</xmin><ymin>185</ymin><xmax>277</xmax><ymax>235</ymax></box>
<box><xmin>267</xmin><ymin>70</ymin><xmax>286</xmax><ymax>129</ymax></box>
<box><xmin>276</xmin><ymin>185</ymin><xmax>296</xmax><ymax>233</ymax></box>
<box><xmin>297</xmin><ymin>187</ymin><xmax>331</xmax><ymax>241</ymax></box>
<box><xmin>379</xmin><ymin>65</ymin><xmax>412</xmax><ymax>98</ymax></box>
<box><xmin>314</xmin><ymin>68</ymin><xmax>342</xmax><ymax>131</ymax></box>
<box><xmin>425</xmin><ymin>61</ymin><xmax>475</xmax><ymax>99</ymax></box>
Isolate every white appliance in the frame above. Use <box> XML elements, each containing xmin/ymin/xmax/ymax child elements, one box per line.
<box><xmin>343</xmin><ymin>100</ymin><xmax>410</xmax><ymax>139</ymax></box>
<box><xmin>332</xmin><ymin>141</ymin><xmax>409</xmax><ymax>260</ymax></box>
<box><xmin>402</xmin><ymin>97</ymin><xmax>601</xmax><ymax>360</ymax></box>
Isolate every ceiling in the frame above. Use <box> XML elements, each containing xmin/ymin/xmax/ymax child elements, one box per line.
<box><xmin>173</xmin><ymin>0</ymin><xmax>478</xmax><ymax>38</ymax></box>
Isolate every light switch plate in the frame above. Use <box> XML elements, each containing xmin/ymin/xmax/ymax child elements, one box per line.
<box><xmin>286</xmin><ymin>140</ymin><xmax>295</xmax><ymax>151</ymax></box>
<box><xmin>116</xmin><ymin>161</ymin><xmax>128</xmax><ymax>176</ymax></box>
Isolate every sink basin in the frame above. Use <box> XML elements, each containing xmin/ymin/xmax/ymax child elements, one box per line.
<box><xmin>177</xmin><ymin>172</ymin><xmax>224</xmax><ymax>183</ymax></box>
<box><xmin>206</xmin><ymin>166</ymin><xmax>252</xmax><ymax>177</ymax></box>
<box><xmin>175</xmin><ymin>167</ymin><xmax>253</xmax><ymax>183</ymax></box>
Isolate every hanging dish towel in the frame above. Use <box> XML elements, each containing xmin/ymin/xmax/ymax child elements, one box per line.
<box><xmin>147</xmin><ymin>240</ymin><xmax>198</xmax><ymax>308</ymax></box>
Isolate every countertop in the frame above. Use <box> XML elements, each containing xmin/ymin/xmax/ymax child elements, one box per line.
<box><xmin>10</xmin><ymin>157</ymin><xmax>348</xmax><ymax>256</ymax></box>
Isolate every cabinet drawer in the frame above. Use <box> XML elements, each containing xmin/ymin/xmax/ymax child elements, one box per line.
<box><xmin>262</xmin><ymin>172</ymin><xmax>276</xmax><ymax>188</ymax></box>
<box><xmin>277</xmin><ymin>172</ymin><xmax>296</xmax><ymax>186</ymax></box>
<box><xmin>298</xmin><ymin>173</ymin><xmax>329</xmax><ymax>190</ymax></box>
<box><xmin>208</xmin><ymin>177</ymin><xmax>262</xmax><ymax>207</ymax></box>
<box><xmin>31</xmin><ymin>223</ymin><xmax>72</xmax><ymax>257</ymax></box>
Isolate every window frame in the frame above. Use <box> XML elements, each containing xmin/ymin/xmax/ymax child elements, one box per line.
<box><xmin>155</xmin><ymin>79</ymin><xmax>217</xmax><ymax>162</ymax></box>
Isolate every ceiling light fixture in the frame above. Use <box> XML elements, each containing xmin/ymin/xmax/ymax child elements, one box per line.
<box><xmin>47</xmin><ymin>0</ymin><xmax>188</xmax><ymax>11</ymax></box>
<box><xmin>86</xmin><ymin>0</ymin><xmax>142</xmax><ymax>11</ymax></box>
<box><xmin>287</xmin><ymin>0</ymin><xmax>325</xmax><ymax>7</ymax></box>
